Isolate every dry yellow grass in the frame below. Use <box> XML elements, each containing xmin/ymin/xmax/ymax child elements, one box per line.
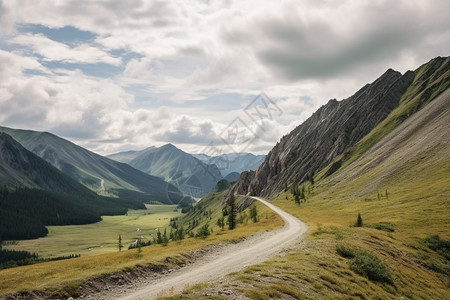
<box><xmin>0</xmin><ymin>202</ymin><xmax>282</xmax><ymax>297</ymax></box>
<box><xmin>171</xmin><ymin>149</ymin><xmax>449</xmax><ymax>299</ymax></box>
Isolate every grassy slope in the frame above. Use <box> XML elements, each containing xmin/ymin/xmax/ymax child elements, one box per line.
<box><xmin>0</xmin><ymin>187</ymin><xmax>282</xmax><ymax>297</ymax></box>
<box><xmin>2</xmin><ymin>60</ymin><xmax>448</xmax><ymax>299</ymax></box>
<box><xmin>168</xmin><ymin>71</ymin><xmax>450</xmax><ymax>298</ymax></box>
<box><xmin>222</xmin><ymin>150</ymin><xmax>449</xmax><ymax>299</ymax></box>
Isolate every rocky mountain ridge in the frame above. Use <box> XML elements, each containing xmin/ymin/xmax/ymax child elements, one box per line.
<box><xmin>233</xmin><ymin>56</ymin><xmax>449</xmax><ymax>198</ymax></box>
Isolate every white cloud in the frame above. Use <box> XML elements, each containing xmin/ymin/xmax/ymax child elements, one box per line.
<box><xmin>11</xmin><ymin>33</ymin><xmax>121</xmax><ymax>66</ymax></box>
<box><xmin>0</xmin><ymin>0</ymin><xmax>449</xmax><ymax>155</ymax></box>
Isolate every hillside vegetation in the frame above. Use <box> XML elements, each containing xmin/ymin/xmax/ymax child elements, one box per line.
<box><xmin>0</xmin><ymin>57</ymin><xmax>448</xmax><ymax>299</ymax></box>
<box><xmin>0</xmin><ymin>133</ymin><xmax>142</xmax><ymax>240</ymax></box>
<box><xmin>174</xmin><ymin>59</ymin><xmax>450</xmax><ymax>299</ymax></box>
<box><xmin>0</xmin><ymin>180</ymin><xmax>282</xmax><ymax>298</ymax></box>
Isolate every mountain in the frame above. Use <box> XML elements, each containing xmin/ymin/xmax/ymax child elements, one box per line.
<box><xmin>0</xmin><ymin>132</ymin><xmax>142</xmax><ymax>240</ymax></box>
<box><xmin>199</xmin><ymin>57</ymin><xmax>449</xmax><ymax>298</ymax></box>
<box><xmin>224</xmin><ymin>172</ymin><xmax>241</xmax><ymax>182</ymax></box>
<box><xmin>109</xmin><ymin>144</ymin><xmax>222</xmax><ymax>198</ymax></box>
<box><xmin>107</xmin><ymin>147</ymin><xmax>155</xmax><ymax>164</ymax></box>
<box><xmin>0</xmin><ymin>127</ymin><xmax>183</xmax><ymax>204</ymax></box>
<box><xmin>233</xmin><ymin>56</ymin><xmax>450</xmax><ymax>198</ymax></box>
<box><xmin>327</xmin><ymin>83</ymin><xmax>450</xmax><ymax>198</ymax></box>
<box><xmin>192</xmin><ymin>152</ymin><xmax>265</xmax><ymax>178</ymax></box>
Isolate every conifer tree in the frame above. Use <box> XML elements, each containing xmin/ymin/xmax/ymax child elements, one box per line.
<box><xmin>355</xmin><ymin>213</ymin><xmax>363</xmax><ymax>227</ymax></box>
<box><xmin>228</xmin><ymin>195</ymin><xmax>237</xmax><ymax>230</ymax></box>
<box><xmin>163</xmin><ymin>228</ymin><xmax>169</xmax><ymax>246</ymax></box>
<box><xmin>156</xmin><ymin>230</ymin><xmax>163</xmax><ymax>244</ymax></box>
<box><xmin>250</xmin><ymin>205</ymin><xmax>258</xmax><ymax>223</ymax></box>
<box><xmin>118</xmin><ymin>234</ymin><xmax>123</xmax><ymax>252</ymax></box>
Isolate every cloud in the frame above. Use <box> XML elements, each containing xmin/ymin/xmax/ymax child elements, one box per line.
<box><xmin>0</xmin><ymin>0</ymin><xmax>449</xmax><ymax>156</ymax></box>
<box><xmin>11</xmin><ymin>33</ymin><xmax>121</xmax><ymax>66</ymax></box>
<box><xmin>154</xmin><ymin>115</ymin><xmax>221</xmax><ymax>145</ymax></box>
<box><xmin>221</xmin><ymin>0</ymin><xmax>450</xmax><ymax>81</ymax></box>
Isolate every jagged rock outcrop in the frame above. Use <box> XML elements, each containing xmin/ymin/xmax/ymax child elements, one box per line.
<box><xmin>231</xmin><ymin>170</ymin><xmax>255</xmax><ymax>195</ymax></box>
<box><xmin>233</xmin><ymin>56</ymin><xmax>450</xmax><ymax>198</ymax></box>
<box><xmin>233</xmin><ymin>68</ymin><xmax>415</xmax><ymax>198</ymax></box>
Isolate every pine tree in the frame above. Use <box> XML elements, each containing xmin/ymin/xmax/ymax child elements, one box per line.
<box><xmin>163</xmin><ymin>228</ymin><xmax>169</xmax><ymax>246</ymax></box>
<box><xmin>137</xmin><ymin>238</ymin><xmax>142</xmax><ymax>255</ymax></box>
<box><xmin>156</xmin><ymin>230</ymin><xmax>163</xmax><ymax>244</ymax></box>
<box><xmin>250</xmin><ymin>205</ymin><xmax>258</xmax><ymax>223</ymax></box>
<box><xmin>118</xmin><ymin>234</ymin><xmax>123</xmax><ymax>252</ymax></box>
<box><xmin>228</xmin><ymin>195</ymin><xmax>237</xmax><ymax>230</ymax></box>
<box><xmin>355</xmin><ymin>213</ymin><xmax>363</xmax><ymax>227</ymax></box>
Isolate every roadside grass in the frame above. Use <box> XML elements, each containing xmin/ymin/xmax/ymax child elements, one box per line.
<box><xmin>2</xmin><ymin>204</ymin><xmax>182</xmax><ymax>258</ymax></box>
<box><xmin>234</xmin><ymin>152</ymin><xmax>449</xmax><ymax>299</ymax></box>
<box><xmin>0</xmin><ymin>201</ymin><xmax>282</xmax><ymax>297</ymax></box>
<box><xmin>175</xmin><ymin>154</ymin><xmax>449</xmax><ymax>299</ymax></box>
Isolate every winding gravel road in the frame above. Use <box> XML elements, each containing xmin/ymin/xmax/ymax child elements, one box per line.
<box><xmin>116</xmin><ymin>196</ymin><xmax>307</xmax><ymax>299</ymax></box>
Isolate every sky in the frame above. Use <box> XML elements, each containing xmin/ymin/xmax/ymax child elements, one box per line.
<box><xmin>0</xmin><ymin>0</ymin><xmax>449</xmax><ymax>156</ymax></box>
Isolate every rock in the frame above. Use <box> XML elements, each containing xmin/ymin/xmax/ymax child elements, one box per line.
<box><xmin>232</xmin><ymin>67</ymin><xmax>415</xmax><ymax>198</ymax></box>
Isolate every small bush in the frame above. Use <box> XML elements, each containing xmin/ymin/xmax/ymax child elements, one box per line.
<box><xmin>422</xmin><ymin>235</ymin><xmax>450</xmax><ymax>260</ymax></box>
<box><xmin>336</xmin><ymin>245</ymin><xmax>393</xmax><ymax>284</ymax></box>
<box><xmin>196</xmin><ymin>224</ymin><xmax>210</xmax><ymax>239</ymax></box>
<box><xmin>349</xmin><ymin>251</ymin><xmax>393</xmax><ymax>284</ymax></box>
<box><xmin>336</xmin><ymin>244</ymin><xmax>356</xmax><ymax>258</ymax></box>
<box><xmin>367</xmin><ymin>222</ymin><xmax>395</xmax><ymax>232</ymax></box>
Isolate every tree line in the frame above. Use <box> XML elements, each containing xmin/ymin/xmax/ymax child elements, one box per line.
<box><xmin>0</xmin><ymin>185</ymin><xmax>134</xmax><ymax>240</ymax></box>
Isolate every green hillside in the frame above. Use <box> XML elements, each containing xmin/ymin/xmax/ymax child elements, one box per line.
<box><xmin>111</xmin><ymin>144</ymin><xmax>222</xmax><ymax>198</ymax></box>
<box><xmin>0</xmin><ymin>133</ymin><xmax>144</xmax><ymax>240</ymax></box>
<box><xmin>175</xmin><ymin>60</ymin><xmax>450</xmax><ymax>299</ymax></box>
<box><xmin>0</xmin><ymin>127</ymin><xmax>183</xmax><ymax>204</ymax></box>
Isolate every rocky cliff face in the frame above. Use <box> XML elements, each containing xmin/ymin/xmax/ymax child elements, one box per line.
<box><xmin>233</xmin><ymin>68</ymin><xmax>416</xmax><ymax>198</ymax></box>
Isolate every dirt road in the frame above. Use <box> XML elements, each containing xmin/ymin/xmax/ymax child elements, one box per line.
<box><xmin>112</xmin><ymin>197</ymin><xmax>307</xmax><ymax>299</ymax></box>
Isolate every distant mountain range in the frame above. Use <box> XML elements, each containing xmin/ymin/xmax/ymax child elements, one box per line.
<box><xmin>108</xmin><ymin>146</ymin><xmax>265</xmax><ymax>197</ymax></box>
<box><xmin>0</xmin><ymin>126</ymin><xmax>183</xmax><ymax>205</ymax></box>
<box><xmin>108</xmin><ymin>144</ymin><xmax>222</xmax><ymax>198</ymax></box>
<box><xmin>192</xmin><ymin>152</ymin><xmax>265</xmax><ymax>178</ymax></box>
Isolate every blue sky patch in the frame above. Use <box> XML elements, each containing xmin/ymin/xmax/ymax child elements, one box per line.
<box><xmin>18</xmin><ymin>24</ymin><xmax>97</xmax><ymax>46</ymax></box>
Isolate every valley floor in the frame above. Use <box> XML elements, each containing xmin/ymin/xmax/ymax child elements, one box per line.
<box><xmin>3</xmin><ymin>205</ymin><xmax>181</xmax><ymax>258</ymax></box>
<box><xmin>88</xmin><ymin>197</ymin><xmax>306</xmax><ymax>299</ymax></box>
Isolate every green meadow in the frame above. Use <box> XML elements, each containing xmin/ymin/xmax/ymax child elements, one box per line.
<box><xmin>3</xmin><ymin>204</ymin><xmax>181</xmax><ymax>258</ymax></box>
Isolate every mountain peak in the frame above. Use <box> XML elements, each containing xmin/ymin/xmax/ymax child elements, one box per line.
<box><xmin>232</xmin><ymin>60</ymin><xmax>415</xmax><ymax>197</ymax></box>
<box><xmin>161</xmin><ymin>143</ymin><xmax>177</xmax><ymax>150</ymax></box>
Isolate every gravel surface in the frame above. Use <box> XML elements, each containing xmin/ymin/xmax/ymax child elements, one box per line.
<box><xmin>90</xmin><ymin>197</ymin><xmax>307</xmax><ymax>300</ymax></box>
